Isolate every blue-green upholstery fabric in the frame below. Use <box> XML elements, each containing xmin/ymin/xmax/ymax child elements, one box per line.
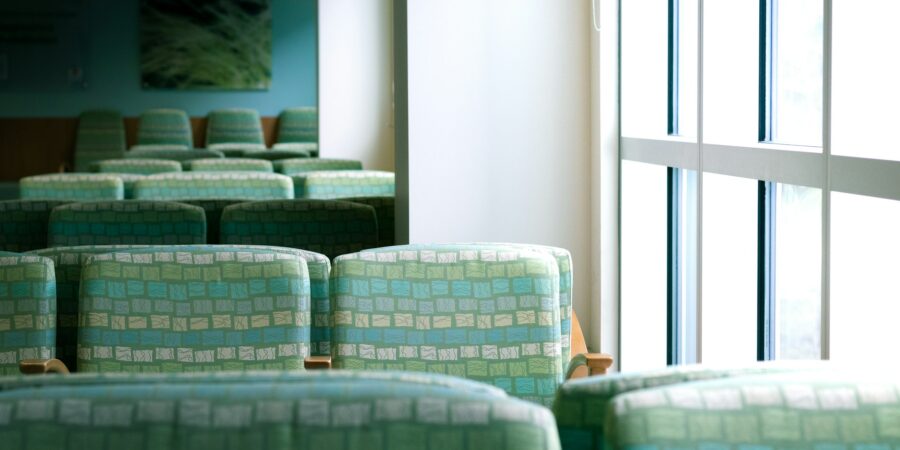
<box><xmin>219</xmin><ymin>199</ymin><xmax>379</xmax><ymax>260</ymax></box>
<box><xmin>187</xmin><ymin>158</ymin><xmax>274</xmax><ymax>173</ymax></box>
<box><xmin>94</xmin><ymin>158</ymin><xmax>183</xmax><ymax>175</ymax></box>
<box><xmin>205</xmin><ymin>108</ymin><xmax>265</xmax><ymax>147</ymax></box>
<box><xmin>271</xmin><ymin>142</ymin><xmax>318</xmax><ymax>156</ymax></box>
<box><xmin>126</xmin><ymin>148</ymin><xmax>225</xmax><ymax>170</ymax></box>
<box><xmin>73</xmin><ymin>110</ymin><xmax>126</xmax><ymax>172</ymax></box>
<box><xmin>48</xmin><ymin>201</ymin><xmax>207</xmax><ymax>246</ymax></box>
<box><xmin>552</xmin><ymin>361</ymin><xmax>832</xmax><ymax>450</ymax></box>
<box><xmin>115</xmin><ymin>173</ymin><xmax>145</xmax><ymax>199</ymax></box>
<box><xmin>28</xmin><ymin>245</ymin><xmax>152</xmax><ymax>370</ymax></box>
<box><xmin>606</xmin><ymin>368</ymin><xmax>900</xmax><ymax>450</ymax></box>
<box><xmin>293</xmin><ymin>170</ymin><xmax>395</xmax><ymax>199</ymax></box>
<box><xmin>276</xmin><ymin>107</ymin><xmax>317</xmax><ymax>144</ymax></box>
<box><xmin>0</xmin><ymin>370</ymin><xmax>561</xmax><ymax>450</ymax></box>
<box><xmin>331</xmin><ymin>245</ymin><xmax>563</xmax><ymax>405</ymax></box>
<box><xmin>133</xmin><ymin>172</ymin><xmax>294</xmax><ymax>201</ymax></box>
<box><xmin>19</xmin><ymin>174</ymin><xmax>124</xmax><ymax>201</ymax></box>
<box><xmin>77</xmin><ymin>246</ymin><xmax>312</xmax><ymax>372</ymax></box>
<box><xmin>207</xmin><ymin>143</ymin><xmax>267</xmax><ymax>158</ymax></box>
<box><xmin>176</xmin><ymin>199</ymin><xmax>249</xmax><ymax>244</ymax></box>
<box><xmin>129</xmin><ymin>144</ymin><xmax>191</xmax><ymax>151</ymax></box>
<box><xmin>344</xmin><ymin>196</ymin><xmax>395</xmax><ymax>247</ymax></box>
<box><xmin>0</xmin><ymin>254</ymin><xmax>56</xmax><ymax>375</ymax></box>
<box><xmin>275</xmin><ymin>158</ymin><xmax>363</xmax><ymax>176</ymax></box>
<box><xmin>0</xmin><ymin>200</ymin><xmax>70</xmax><ymax>252</ymax></box>
<box><xmin>136</xmin><ymin>108</ymin><xmax>193</xmax><ymax>148</ymax></box>
<box><xmin>244</xmin><ymin>149</ymin><xmax>311</xmax><ymax>161</ymax></box>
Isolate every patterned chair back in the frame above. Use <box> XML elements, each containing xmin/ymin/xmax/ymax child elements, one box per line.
<box><xmin>0</xmin><ymin>200</ymin><xmax>71</xmax><ymax>252</ymax></box>
<box><xmin>19</xmin><ymin>174</ymin><xmax>124</xmax><ymax>201</ymax></box>
<box><xmin>276</xmin><ymin>107</ymin><xmax>317</xmax><ymax>144</ymax></box>
<box><xmin>94</xmin><ymin>158</ymin><xmax>183</xmax><ymax>175</ymax></box>
<box><xmin>220</xmin><ymin>199</ymin><xmax>378</xmax><ymax>260</ymax></box>
<box><xmin>330</xmin><ymin>244</ymin><xmax>564</xmax><ymax>405</ymax></box>
<box><xmin>275</xmin><ymin>158</ymin><xmax>363</xmax><ymax>176</ymax></box>
<box><xmin>343</xmin><ymin>196</ymin><xmax>395</xmax><ymax>247</ymax></box>
<box><xmin>76</xmin><ymin>246</ymin><xmax>312</xmax><ymax>372</ymax></box>
<box><xmin>73</xmin><ymin>110</ymin><xmax>126</xmax><ymax>172</ymax></box>
<box><xmin>48</xmin><ymin>201</ymin><xmax>207</xmax><ymax>246</ymax></box>
<box><xmin>205</xmin><ymin>108</ymin><xmax>265</xmax><ymax>147</ymax></box>
<box><xmin>0</xmin><ymin>253</ymin><xmax>56</xmax><ymax>375</ymax></box>
<box><xmin>293</xmin><ymin>170</ymin><xmax>395</xmax><ymax>199</ymax></box>
<box><xmin>187</xmin><ymin>158</ymin><xmax>274</xmax><ymax>173</ymax></box>
<box><xmin>133</xmin><ymin>172</ymin><xmax>294</xmax><ymax>201</ymax></box>
<box><xmin>137</xmin><ymin>108</ymin><xmax>193</xmax><ymax>148</ymax></box>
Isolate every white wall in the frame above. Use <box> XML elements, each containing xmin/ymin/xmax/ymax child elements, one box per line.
<box><xmin>399</xmin><ymin>0</ymin><xmax>595</xmax><ymax>342</ymax></box>
<box><xmin>318</xmin><ymin>0</ymin><xmax>395</xmax><ymax>171</ymax></box>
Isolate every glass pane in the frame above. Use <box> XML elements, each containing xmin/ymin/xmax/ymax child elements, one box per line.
<box><xmin>832</xmin><ymin>1</ymin><xmax>900</xmax><ymax>161</ymax></box>
<box><xmin>831</xmin><ymin>193</ymin><xmax>900</xmax><ymax>363</ymax></box>
<box><xmin>774</xmin><ymin>184</ymin><xmax>821</xmax><ymax>359</ymax></box>
<box><xmin>703</xmin><ymin>0</ymin><xmax>758</xmax><ymax>146</ymax></box>
<box><xmin>674</xmin><ymin>0</ymin><xmax>698</xmax><ymax>138</ymax></box>
<box><xmin>677</xmin><ymin>169</ymin><xmax>699</xmax><ymax>363</ymax></box>
<box><xmin>702</xmin><ymin>173</ymin><xmax>757</xmax><ymax>363</ymax></box>
<box><xmin>620</xmin><ymin>161</ymin><xmax>668</xmax><ymax>371</ymax></box>
<box><xmin>771</xmin><ymin>0</ymin><xmax>823</xmax><ymax>147</ymax></box>
<box><xmin>621</xmin><ymin>0</ymin><xmax>668</xmax><ymax>139</ymax></box>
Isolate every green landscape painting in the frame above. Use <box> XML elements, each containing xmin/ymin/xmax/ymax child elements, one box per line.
<box><xmin>140</xmin><ymin>0</ymin><xmax>272</xmax><ymax>90</ymax></box>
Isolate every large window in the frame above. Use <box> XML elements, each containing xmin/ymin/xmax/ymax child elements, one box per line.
<box><xmin>617</xmin><ymin>0</ymin><xmax>900</xmax><ymax>366</ymax></box>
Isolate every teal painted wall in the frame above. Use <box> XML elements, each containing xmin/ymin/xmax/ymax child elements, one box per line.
<box><xmin>0</xmin><ymin>0</ymin><xmax>317</xmax><ymax>117</ymax></box>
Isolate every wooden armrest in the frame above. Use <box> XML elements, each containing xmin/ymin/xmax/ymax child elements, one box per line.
<box><xmin>19</xmin><ymin>359</ymin><xmax>70</xmax><ymax>375</ymax></box>
<box><xmin>304</xmin><ymin>356</ymin><xmax>332</xmax><ymax>370</ymax></box>
<box><xmin>583</xmin><ymin>353</ymin><xmax>613</xmax><ymax>375</ymax></box>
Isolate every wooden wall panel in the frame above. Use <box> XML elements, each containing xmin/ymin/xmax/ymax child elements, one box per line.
<box><xmin>0</xmin><ymin>116</ymin><xmax>279</xmax><ymax>181</ymax></box>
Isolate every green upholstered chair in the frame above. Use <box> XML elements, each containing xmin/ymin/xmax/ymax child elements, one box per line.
<box><xmin>116</xmin><ymin>173</ymin><xmax>145</xmax><ymax>199</ymax></box>
<box><xmin>330</xmin><ymin>244</ymin><xmax>564</xmax><ymax>406</ymax></box>
<box><xmin>93</xmin><ymin>158</ymin><xmax>183</xmax><ymax>175</ymax></box>
<box><xmin>136</xmin><ymin>108</ymin><xmax>193</xmax><ymax>148</ymax></box>
<box><xmin>0</xmin><ymin>200</ymin><xmax>70</xmax><ymax>252</ymax></box>
<box><xmin>293</xmin><ymin>170</ymin><xmax>395</xmax><ymax>199</ymax></box>
<box><xmin>219</xmin><ymin>199</ymin><xmax>379</xmax><ymax>260</ymax></box>
<box><xmin>19</xmin><ymin>174</ymin><xmax>124</xmax><ymax>201</ymax></box>
<box><xmin>76</xmin><ymin>246</ymin><xmax>312</xmax><ymax>372</ymax></box>
<box><xmin>344</xmin><ymin>196</ymin><xmax>395</xmax><ymax>247</ymax></box>
<box><xmin>176</xmin><ymin>199</ymin><xmax>249</xmax><ymax>244</ymax></box>
<box><xmin>551</xmin><ymin>361</ymin><xmax>831</xmax><ymax>450</ymax></box>
<box><xmin>244</xmin><ymin>149</ymin><xmax>311</xmax><ymax>161</ymax></box>
<box><xmin>187</xmin><ymin>158</ymin><xmax>274</xmax><ymax>173</ymax></box>
<box><xmin>47</xmin><ymin>201</ymin><xmax>207</xmax><ymax>246</ymax></box>
<box><xmin>125</xmin><ymin>148</ymin><xmax>225</xmax><ymax>170</ymax></box>
<box><xmin>275</xmin><ymin>158</ymin><xmax>363</xmax><ymax>176</ymax></box>
<box><xmin>0</xmin><ymin>253</ymin><xmax>56</xmax><ymax>375</ymax></box>
<box><xmin>207</xmin><ymin>142</ymin><xmax>267</xmax><ymax>158</ymax></box>
<box><xmin>276</xmin><ymin>107</ymin><xmax>317</xmax><ymax>143</ymax></box>
<box><xmin>73</xmin><ymin>110</ymin><xmax>126</xmax><ymax>172</ymax></box>
<box><xmin>129</xmin><ymin>144</ymin><xmax>190</xmax><ymax>151</ymax></box>
<box><xmin>205</xmin><ymin>108</ymin><xmax>266</xmax><ymax>147</ymax></box>
<box><xmin>0</xmin><ymin>371</ymin><xmax>561</xmax><ymax>450</ymax></box>
<box><xmin>133</xmin><ymin>172</ymin><xmax>294</xmax><ymax>201</ymax></box>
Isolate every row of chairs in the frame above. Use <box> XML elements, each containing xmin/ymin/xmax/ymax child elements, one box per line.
<box><xmin>4</xmin><ymin>243</ymin><xmax>590</xmax><ymax>407</ymax></box>
<box><xmin>91</xmin><ymin>156</ymin><xmax>363</xmax><ymax>175</ymax></box>
<box><xmin>74</xmin><ymin>107</ymin><xmax>318</xmax><ymax>171</ymax></box>
<box><xmin>0</xmin><ymin>198</ymin><xmax>395</xmax><ymax>255</ymax></box>
<box><xmin>19</xmin><ymin>170</ymin><xmax>395</xmax><ymax>201</ymax></box>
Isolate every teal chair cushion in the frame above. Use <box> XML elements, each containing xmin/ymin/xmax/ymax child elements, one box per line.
<box><xmin>126</xmin><ymin>148</ymin><xmax>225</xmax><ymax>170</ymax></box>
<box><xmin>48</xmin><ymin>200</ymin><xmax>207</xmax><ymax>246</ymax></box>
<box><xmin>205</xmin><ymin>108</ymin><xmax>265</xmax><ymax>146</ymax></box>
<box><xmin>0</xmin><ymin>200</ymin><xmax>70</xmax><ymax>252</ymax></box>
<box><xmin>77</xmin><ymin>246</ymin><xmax>312</xmax><ymax>372</ymax></box>
<box><xmin>0</xmin><ymin>254</ymin><xmax>56</xmax><ymax>375</ymax></box>
<box><xmin>244</xmin><ymin>149</ymin><xmax>312</xmax><ymax>161</ymax></box>
<box><xmin>187</xmin><ymin>158</ymin><xmax>274</xmax><ymax>173</ymax></box>
<box><xmin>133</xmin><ymin>172</ymin><xmax>294</xmax><ymax>200</ymax></box>
<box><xmin>276</xmin><ymin>107</ymin><xmax>317</xmax><ymax>144</ymax></box>
<box><xmin>93</xmin><ymin>158</ymin><xmax>183</xmax><ymax>175</ymax></box>
<box><xmin>219</xmin><ymin>199</ymin><xmax>379</xmax><ymax>260</ymax></box>
<box><xmin>331</xmin><ymin>244</ymin><xmax>563</xmax><ymax>405</ymax></box>
<box><xmin>207</xmin><ymin>142</ymin><xmax>267</xmax><ymax>157</ymax></box>
<box><xmin>136</xmin><ymin>108</ymin><xmax>193</xmax><ymax>148</ymax></box>
<box><xmin>293</xmin><ymin>171</ymin><xmax>395</xmax><ymax>199</ymax></box>
<box><xmin>19</xmin><ymin>174</ymin><xmax>124</xmax><ymax>201</ymax></box>
<box><xmin>73</xmin><ymin>110</ymin><xmax>126</xmax><ymax>172</ymax></box>
<box><xmin>275</xmin><ymin>158</ymin><xmax>363</xmax><ymax>176</ymax></box>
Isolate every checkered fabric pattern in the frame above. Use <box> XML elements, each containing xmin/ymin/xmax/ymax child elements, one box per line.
<box><xmin>205</xmin><ymin>108</ymin><xmax>265</xmax><ymax>147</ymax></box>
<box><xmin>220</xmin><ymin>200</ymin><xmax>379</xmax><ymax>260</ymax></box>
<box><xmin>276</xmin><ymin>107</ymin><xmax>317</xmax><ymax>144</ymax></box>
<box><xmin>176</xmin><ymin>199</ymin><xmax>249</xmax><ymax>244</ymax></box>
<box><xmin>275</xmin><ymin>158</ymin><xmax>363</xmax><ymax>176</ymax></box>
<box><xmin>0</xmin><ymin>200</ymin><xmax>70</xmax><ymax>252</ymax></box>
<box><xmin>116</xmin><ymin>173</ymin><xmax>145</xmax><ymax>199</ymax></box>
<box><xmin>126</xmin><ymin>149</ymin><xmax>225</xmax><ymax>169</ymax></box>
<box><xmin>271</xmin><ymin>142</ymin><xmax>318</xmax><ymax>156</ymax></box>
<box><xmin>0</xmin><ymin>254</ymin><xmax>56</xmax><ymax>375</ymax></box>
<box><xmin>552</xmin><ymin>361</ymin><xmax>831</xmax><ymax>450</ymax></box>
<box><xmin>244</xmin><ymin>149</ymin><xmax>312</xmax><ymax>161</ymax></box>
<box><xmin>73</xmin><ymin>110</ymin><xmax>126</xmax><ymax>172</ymax></box>
<box><xmin>48</xmin><ymin>201</ymin><xmax>207</xmax><ymax>246</ymax></box>
<box><xmin>129</xmin><ymin>145</ymin><xmax>190</xmax><ymax>151</ymax></box>
<box><xmin>607</xmin><ymin>369</ymin><xmax>900</xmax><ymax>450</ymax></box>
<box><xmin>294</xmin><ymin>171</ymin><xmax>395</xmax><ymax>199</ymax></box>
<box><xmin>19</xmin><ymin>174</ymin><xmax>124</xmax><ymax>201</ymax></box>
<box><xmin>187</xmin><ymin>158</ymin><xmax>274</xmax><ymax>173</ymax></box>
<box><xmin>344</xmin><ymin>196</ymin><xmax>395</xmax><ymax>247</ymax></box>
<box><xmin>94</xmin><ymin>158</ymin><xmax>183</xmax><ymax>175</ymax></box>
<box><xmin>136</xmin><ymin>108</ymin><xmax>193</xmax><ymax>148</ymax></box>
<box><xmin>77</xmin><ymin>247</ymin><xmax>312</xmax><ymax>372</ymax></box>
<box><xmin>331</xmin><ymin>245</ymin><xmax>563</xmax><ymax>405</ymax></box>
<box><xmin>0</xmin><ymin>370</ymin><xmax>561</xmax><ymax>450</ymax></box>
<box><xmin>207</xmin><ymin>142</ymin><xmax>267</xmax><ymax>156</ymax></box>
<box><xmin>133</xmin><ymin>172</ymin><xmax>294</xmax><ymax>201</ymax></box>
